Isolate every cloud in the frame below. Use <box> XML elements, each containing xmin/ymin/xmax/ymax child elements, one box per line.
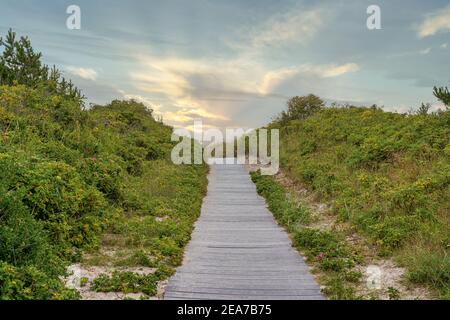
<box><xmin>259</xmin><ymin>63</ymin><xmax>360</xmax><ymax>94</ymax></box>
<box><xmin>118</xmin><ymin>89</ymin><xmax>228</xmax><ymax>125</ymax></box>
<box><xmin>250</xmin><ymin>8</ymin><xmax>324</xmax><ymax>48</ymax></box>
<box><xmin>126</xmin><ymin>2</ymin><xmax>355</xmax><ymax>130</ymax></box>
<box><xmin>226</xmin><ymin>7</ymin><xmax>327</xmax><ymax>54</ymax></box>
<box><xmin>119</xmin><ymin>91</ymin><xmax>162</xmax><ymax>112</ymax></box>
<box><xmin>128</xmin><ymin>55</ymin><xmax>237</xmax><ymax>126</ymax></box>
<box><xmin>441</xmin><ymin>43</ymin><xmax>448</xmax><ymax>49</ymax></box>
<box><xmin>165</xmin><ymin>108</ymin><xmax>228</xmax><ymax>123</ymax></box>
<box><xmin>388</xmin><ymin>46</ymin><xmax>437</xmax><ymax>58</ymax></box>
<box><xmin>417</xmin><ymin>5</ymin><xmax>450</xmax><ymax>38</ymax></box>
<box><xmin>66</xmin><ymin>66</ymin><xmax>98</xmax><ymax>81</ymax></box>
<box><xmin>128</xmin><ymin>51</ymin><xmax>360</xmax><ymax>129</ymax></box>
<box><xmin>314</xmin><ymin>63</ymin><xmax>360</xmax><ymax>78</ymax></box>
<box><xmin>419</xmin><ymin>47</ymin><xmax>432</xmax><ymax>55</ymax></box>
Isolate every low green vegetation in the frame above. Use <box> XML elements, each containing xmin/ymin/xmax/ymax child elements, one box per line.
<box><xmin>252</xmin><ymin>172</ymin><xmax>311</xmax><ymax>227</ymax></box>
<box><xmin>2</xmin><ymin>27</ymin><xmax>448</xmax><ymax>300</ymax></box>
<box><xmin>251</xmin><ymin>171</ymin><xmax>363</xmax><ymax>299</ymax></box>
<box><xmin>0</xmin><ymin>30</ymin><xmax>207</xmax><ymax>299</ymax></box>
<box><xmin>265</xmin><ymin>94</ymin><xmax>449</xmax><ymax>298</ymax></box>
<box><xmin>92</xmin><ymin>266</ymin><xmax>174</xmax><ymax>296</ymax></box>
<box><xmin>83</xmin><ymin>158</ymin><xmax>207</xmax><ymax>271</ymax></box>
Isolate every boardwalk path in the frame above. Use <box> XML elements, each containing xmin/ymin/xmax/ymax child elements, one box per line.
<box><xmin>165</xmin><ymin>163</ymin><xmax>324</xmax><ymax>300</ymax></box>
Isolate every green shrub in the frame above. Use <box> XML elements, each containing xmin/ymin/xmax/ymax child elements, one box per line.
<box><xmin>0</xmin><ymin>31</ymin><xmax>208</xmax><ymax>300</ymax></box>
<box><xmin>369</xmin><ymin>216</ymin><xmax>419</xmax><ymax>255</ymax></box>
<box><xmin>321</xmin><ymin>274</ymin><xmax>360</xmax><ymax>300</ymax></box>
<box><xmin>275</xmin><ymin>95</ymin><xmax>324</xmax><ymax>124</ymax></box>
<box><xmin>20</xmin><ymin>161</ymin><xmax>107</xmax><ymax>246</ymax></box>
<box><xmin>271</xmin><ymin>101</ymin><xmax>450</xmax><ymax>297</ymax></box>
<box><xmin>0</xmin><ymin>262</ymin><xmax>79</xmax><ymax>300</ymax></box>
<box><xmin>251</xmin><ymin>170</ymin><xmax>361</xmax><ymax>299</ymax></box>
<box><xmin>77</xmin><ymin>154</ymin><xmax>125</xmax><ymax>201</ymax></box>
<box><xmin>294</xmin><ymin>228</ymin><xmax>355</xmax><ymax>272</ymax></box>
<box><xmin>0</xmin><ymin>190</ymin><xmax>61</xmax><ymax>273</ymax></box>
<box><xmin>251</xmin><ymin>171</ymin><xmax>311</xmax><ymax>227</ymax></box>
<box><xmin>92</xmin><ymin>271</ymin><xmax>159</xmax><ymax>296</ymax></box>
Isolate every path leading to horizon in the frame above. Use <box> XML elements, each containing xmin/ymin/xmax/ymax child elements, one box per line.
<box><xmin>164</xmin><ymin>162</ymin><xmax>324</xmax><ymax>300</ymax></box>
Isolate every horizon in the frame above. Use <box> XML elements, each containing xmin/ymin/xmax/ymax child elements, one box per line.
<box><xmin>2</xmin><ymin>0</ymin><xmax>450</xmax><ymax>130</ymax></box>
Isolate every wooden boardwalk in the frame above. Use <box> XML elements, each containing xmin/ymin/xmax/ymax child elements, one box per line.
<box><xmin>164</xmin><ymin>162</ymin><xmax>324</xmax><ymax>300</ymax></box>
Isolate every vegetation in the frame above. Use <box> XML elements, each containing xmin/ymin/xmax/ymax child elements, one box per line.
<box><xmin>275</xmin><ymin>94</ymin><xmax>325</xmax><ymax>125</ymax></box>
<box><xmin>251</xmin><ymin>171</ymin><xmax>363</xmax><ymax>299</ymax></box>
<box><xmin>0</xmin><ymin>29</ymin><xmax>84</xmax><ymax>102</ymax></box>
<box><xmin>433</xmin><ymin>83</ymin><xmax>450</xmax><ymax>107</ymax></box>
<box><xmin>0</xmin><ymin>30</ymin><xmax>207</xmax><ymax>299</ymax></box>
<box><xmin>266</xmin><ymin>96</ymin><xmax>449</xmax><ymax>298</ymax></box>
<box><xmin>92</xmin><ymin>266</ymin><xmax>174</xmax><ymax>296</ymax></box>
<box><xmin>1</xmin><ymin>27</ymin><xmax>448</xmax><ymax>300</ymax></box>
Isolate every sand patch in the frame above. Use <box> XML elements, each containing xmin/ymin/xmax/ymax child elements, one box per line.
<box><xmin>64</xmin><ymin>264</ymin><xmax>164</xmax><ymax>300</ymax></box>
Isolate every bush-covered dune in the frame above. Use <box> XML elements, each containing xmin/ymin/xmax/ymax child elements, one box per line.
<box><xmin>269</xmin><ymin>99</ymin><xmax>449</xmax><ymax>298</ymax></box>
<box><xmin>0</xmin><ymin>31</ymin><xmax>207</xmax><ymax>299</ymax></box>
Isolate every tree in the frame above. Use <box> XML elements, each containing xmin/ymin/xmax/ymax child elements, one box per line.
<box><xmin>433</xmin><ymin>84</ymin><xmax>450</xmax><ymax>108</ymax></box>
<box><xmin>277</xmin><ymin>94</ymin><xmax>325</xmax><ymax>123</ymax></box>
<box><xmin>416</xmin><ymin>103</ymin><xmax>431</xmax><ymax>115</ymax></box>
<box><xmin>0</xmin><ymin>29</ymin><xmax>46</xmax><ymax>86</ymax></box>
<box><xmin>0</xmin><ymin>29</ymin><xmax>84</xmax><ymax>102</ymax></box>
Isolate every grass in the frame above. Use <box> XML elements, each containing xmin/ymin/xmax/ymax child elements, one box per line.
<box><xmin>2</xmin><ymin>29</ymin><xmax>448</xmax><ymax>300</ymax></box>
<box><xmin>92</xmin><ymin>266</ymin><xmax>175</xmax><ymax>297</ymax></box>
<box><xmin>251</xmin><ymin>171</ymin><xmax>363</xmax><ymax>299</ymax></box>
<box><xmin>0</xmin><ymin>28</ymin><xmax>210</xmax><ymax>300</ymax></box>
<box><xmin>0</xmin><ymin>84</ymin><xmax>207</xmax><ymax>299</ymax></box>
<box><xmin>268</xmin><ymin>105</ymin><xmax>450</xmax><ymax>298</ymax></box>
<box><xmin>84</xmin><ymin>160</ymin><xmax>208</xmax><ymax>279</ymax></box>
<box><xmin>400</xmin><ymin>248</ymin><xmax>449</xmax><ymax>299</ymax></box>
<box><xmin>253</xmin><ymin>172</ymin><xmax>311</xmax><ymax>228</ymax></box>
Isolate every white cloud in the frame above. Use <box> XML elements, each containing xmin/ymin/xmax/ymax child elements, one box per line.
<box><xmin>128</xmin><ymin>51</ymin><xmax>359</xmax><ymax>128</ymax></box>
<box><xmin>417</xmin><ymin>5</ymin><xmax>450</xmax><ymax>38</ymax></box>
<box><xmin>250</xmin><ymin>8</ymin><xmax>324</xmax><ymax>48</ymax></box>
<box><xmin>127</xmin><ymin>3</ymin><xmax>354</xmax><ymax>129</ymax></box>
<box><xmin>129</xmin><ymin>55</ymin><xmax>236</xmax><ymax>126</ymax></box>
<box><xmin>313</xmin><ymin>63</ymin><xmax>360</xmax><ymax>78</ymax></box>
<box><xmin>259</xmin><ymin>68</ymin><xmax>301</xmax><ymax>95</ymax></box>
<box><xmin>67</xmin><ymin>66</ymin><xmax>98</xmax><ymax>80</ymax></box>
<box><xmin>441</xmin><ymin>43</ymin><xmax>448</xmax><ymax>48</ymax></box>
<box><xmin>388</xmin><ymin>46</ymin><xmax>439</xmax><ymax>58</ymax></box>
<box><xmin>119</xmin><ymin>91</ymin><xmax>162</xmax><ymax>112</ymax></box>
<box><xmin>226</xmin><ymin>7</ymin><xmax>327</xmax><ymax>54</ymax></box>
<box><xmin>259</xmin><ymin>63</ymin><xmax>360</xmax><ymax>94</ymax></box>
<box><xmin>419</xmin><ymin>47</ymin><xmax>432</xmax><ymax>55</ymax></box>
<box><xmin>124</xmin><ymin>6</ymin><xmax>340</xmax><ymax>129</ymax></box>
<box><xmin>165</xmin><ymin>108</ymin><xmax>228</xmax><ymax>123</ymax></box>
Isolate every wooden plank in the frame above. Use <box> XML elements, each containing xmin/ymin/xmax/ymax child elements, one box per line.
<box><xmin>165</xmin><ymin>162</ymin><xmax>324</xmax><ymax>300</ymax></box>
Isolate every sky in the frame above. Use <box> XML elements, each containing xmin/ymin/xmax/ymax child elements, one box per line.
<box><xmin>1</xmin><ymin>0</ymin><xmax>450</xmax><ymax>130</ymax></box>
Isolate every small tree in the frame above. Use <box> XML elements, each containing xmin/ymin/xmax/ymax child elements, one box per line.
<box><xmin>433</xmin><ymin>84</ymin><xmax>450</xmax><ymax>108</ymax></box>
<box><xmin>416</xmin><ymin>103</ymin><xmax>431</xmax><ymax>115</ymax></box>
<box><xmin>0</xmin><ymin>29</ymin><xmax>46</xmax><ymax>86</ymax></box>
<box><xmin>277</xmin><ymin>94</ymin><xmax>324</xmax><ymax>123</ymax></box>
<box><xmin>0</xmin><ymin>29</ymin><xmax>84</xmax><ymax>102</ymax></box>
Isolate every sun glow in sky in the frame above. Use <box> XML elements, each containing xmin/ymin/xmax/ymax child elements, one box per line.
<box><xmin>2</xmin><ymin>0</ymin><xmax>450</xmax><ymax>129</ymax></box>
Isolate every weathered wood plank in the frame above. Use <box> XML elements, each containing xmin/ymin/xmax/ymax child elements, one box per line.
<box><xmin>164</xmin><ymin>162</ymin><xmax>324</xmax><ymax>300</ymax></box>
